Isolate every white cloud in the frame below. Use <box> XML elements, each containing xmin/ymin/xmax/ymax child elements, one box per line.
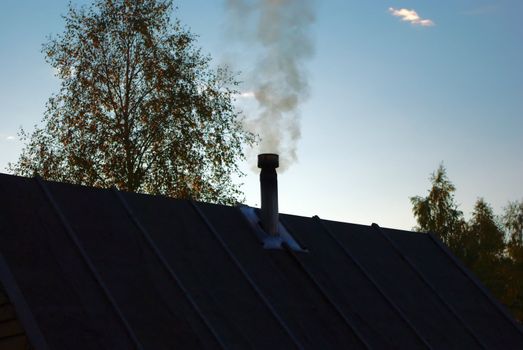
<box><xmin>389</xmin><ymin>7</ymin><xmax>435</xmax><ymax>27</ymax></box>
<box><xmin>5</xmin><ymin>136</ymin><xmax>16</xmax><ymax>141</ymax></box>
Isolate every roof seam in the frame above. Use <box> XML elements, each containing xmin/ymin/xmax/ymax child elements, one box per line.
<box><xmin>427</xmin><ymin>232</ymin><xmax>523</xmax><ymax>337</ymax></box>
<box><xmin>279</xmin><ymin>239</ymin><xmax>371</xmax><ymax>349</ymax></box>
<box><xmin>312</xmin><ymin>216</ymin><xmax>432</xmax><ymax>349</ymax></box>
<box><xmin>372</xmin><ymin>223</ymin><xmax>488</xmax><ymax>349</ymax></box>
<box><xmin>112</xmin><ymin>189</ymin><xmax>227</xmax><ymax>350</ymax></box>
<box><xmin>191</xmin><ymin>201</ymin><xmax>305</xmax><ymax>350</ymax></box>
<box><xmin>35</xmin><ymin>177</ymin><xmax>144</xmax><ymax>350</ymax></box>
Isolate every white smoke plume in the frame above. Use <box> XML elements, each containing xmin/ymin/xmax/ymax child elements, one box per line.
<box><xmin>226</xmin><ymin>0</ymin><xmax>315</xmax><ymax>171</ymax></box>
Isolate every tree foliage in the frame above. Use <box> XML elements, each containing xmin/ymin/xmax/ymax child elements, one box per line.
<box><xmin>410</xmin><ymin>164</ymin><xmax>466</xmax><ymax>250</ymax></box>
<box><xmin>504</xmin><ymin>201</ymin><xmax>523</xmax><ymax>248</ymax></box>
<box><xmin>412</xmin><ymin>166</ymin><xmax>523</xmax><ymax>322</ymax></box>
<box><xmin>465</xmin><ymin>199</ymin><xmax>507</xmax><ymax>298</ymax></box>
<box><xmin>503</xmin><ymin>200</ymin><xmax>523</xmax><ymax>321</ymax></box>
<box><xmin>9</xmin><ymin>0</ymin><xmax>254</xmax><ymax>204</ymax></box>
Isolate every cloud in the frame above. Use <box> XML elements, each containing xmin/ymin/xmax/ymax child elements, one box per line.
<box><xmin>389</xmin><ymin>7</ymin><xmax>434</xmax><ymax>27</ymax></box>
<box><xmin>5</xmin><ymin>136</ymin><xmax>16</xmax><ymax>141</ymax></box>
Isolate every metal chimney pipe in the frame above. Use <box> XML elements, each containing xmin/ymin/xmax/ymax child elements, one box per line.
<box><xmin>258</xmin><ymin>153</ymin><xmax>279</xmax><ymax>235</ymax></box>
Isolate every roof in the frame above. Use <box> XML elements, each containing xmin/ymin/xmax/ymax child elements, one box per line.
<box><xmin>0</xmin><ymin>173</ymin><xmax>522</xmax><ymax>349</ymax></box>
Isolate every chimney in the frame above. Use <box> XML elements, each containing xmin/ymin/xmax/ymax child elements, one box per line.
<box><xmin>258</xmin><ymin>153</ymin><xmax>279</xmax><ymax>235</ymax></box>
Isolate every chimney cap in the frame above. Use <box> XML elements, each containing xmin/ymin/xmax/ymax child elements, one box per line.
<box><xmin>258</xmin><ymin>153</ymin><xmax>279</xmax><ymax>169</ymax></box>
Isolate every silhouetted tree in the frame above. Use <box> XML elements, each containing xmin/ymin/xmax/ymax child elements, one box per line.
<box><xmin>412</xmin><ymin>166</ymin><xmax>523</xmax><ymax>322</ymax></box>
<box><xmin>9</xmin><ymin>0</ymin><xmax>254</xmax><ymax>204</ymax></box>
<box><xmin>410</xmin><ymin>164</ymin><xmax>467</xmax><ymax>252</ymax></box>
<box><xmin>503</xmin><ymin>200</ymin><xmax>523</xmax><ymax>321</ymax></box>
<box><xmin>504</xmin><ymin>200</ymin><xmax>523</xmax><ymax>248</ymax></box>
<box><xmin>465</xmin><ymin>199</ymin><xmax>506</xmax><ymax>298</ymax></box>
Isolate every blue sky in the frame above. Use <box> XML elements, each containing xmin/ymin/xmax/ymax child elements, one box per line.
<box><xmin>0</xmin><ymin>0</ymin><xmax>522</xmax><ymax>229</ymax></box>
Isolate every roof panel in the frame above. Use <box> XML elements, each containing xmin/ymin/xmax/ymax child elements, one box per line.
<box><xmin>385</xmin><ymin>227</ymin><xmax>523</xmax><ymax>349</ymax></box>
<box><xmin>1</xmin><ymin>173</ymin><xmax>522</xmax><ymax>349</ymax></box>
<box><xmin>198</xmin><ymin>203</ymin><xmax>367</xmax><ymax>349</ymax></box>
<box><xmin>324</xmin><ymin>219</ymin><xmax>483</xmax><ymax>349</ymax></box>
<box><xmin>281</xmin><ymin>214</ymin><xmax>429</xmax><ymax>349</ymax></box>
<box><xmin>0</xmin><ymin>175</ymin><xmax>133</xmax><ymax>349</ymax></box>
<box><xmin>45</xmin><ymin>181</ymin><xmax>210</xmax><ymax>349</ymax></box>
<box><xmin>123</xmin><ymin>192</ymin><xmax>296</xmax><ymax>349</ymax></box>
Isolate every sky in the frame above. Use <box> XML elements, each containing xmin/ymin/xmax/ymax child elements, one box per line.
<box><xmin>0</xmin><ymin>0</ymin><xmax>522</xmax><ymax>230</ymax></box>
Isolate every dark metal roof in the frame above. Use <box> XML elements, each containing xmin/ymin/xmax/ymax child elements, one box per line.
<box><xmin>0</xmin><ymin>173</ymin><xmax>522</xmax><ymax>349</ymax></box>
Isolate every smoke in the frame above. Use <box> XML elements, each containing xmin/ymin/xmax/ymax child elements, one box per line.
<box><xmin>226</xmin><ymin>0</ymin><xmax>315</xmax><ymax>171</ymax></box>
